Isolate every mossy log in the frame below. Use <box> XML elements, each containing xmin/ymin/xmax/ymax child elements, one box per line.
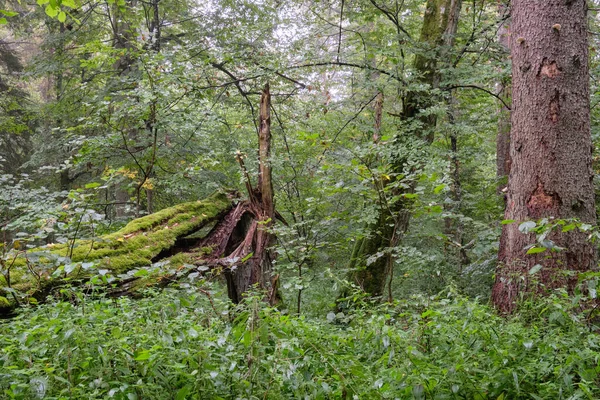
<box><xmin>1</xmin><ymin>185</ymin><xmax>283</xmax><ymax>315</ymax></box>
<box><xmin>1</xmin><ymin>192</ymin><xmax>234</xmax><ymax>314</ymax></box>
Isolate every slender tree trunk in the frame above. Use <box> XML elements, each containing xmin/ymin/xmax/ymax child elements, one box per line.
<box><xmin>441</xmin><ymin>0</ymin><xmax>467</xmax><ymax>269</ymax></box>
<box><xmin>344</xmin><ymin>0</ymin><xmax>462</xmax><ymax>299</ymax></box>
<box><xmin>493</xmin><ymin>0</ymin><xmax>597</xmax><ymax>313</ymax></box>
<box><xmin>142</xmin><ymin>0</ymin><xmax>162</xmax><ymax>214</ymax></box>
<box><xmin>111</xmin><ymin>2</ymin><xmax>137</xmax><ymax>219</ymax></box>
<box><xmin>444</xmin><ymin>95</ymin><xmax>469</xmax><ymax>269</ymax></box>
<box><xmin>496</xmin><ymin>1</ymin><xmax>511</xmax><ymax>194</ymax></box>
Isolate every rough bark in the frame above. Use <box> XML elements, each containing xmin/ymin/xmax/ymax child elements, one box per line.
<box><xmin>404</xmin><ymin>0</ymin><xmax>462</xmax><ymax>141</ymax></box>
<box><xmin>344</xmin><ymin>0</ymin><xmax>462</xmax><ymax>299</ymax></box>
<box><xmin>493</xmin><ymin>0</ymin><xmax>597</xmax><ymax>313</ymax></box>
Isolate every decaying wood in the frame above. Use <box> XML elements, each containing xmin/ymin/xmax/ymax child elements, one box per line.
<box><xmin>214</xmin><ymin>83</ymin><xmax>278</xmax><ymax>304</ymax></box>
<box><xmin>1</xmin><ymin>84</ymin><xmax>281</xmax><ymax>314</ymax></box>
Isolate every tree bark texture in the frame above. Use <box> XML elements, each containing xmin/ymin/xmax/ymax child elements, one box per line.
<box><xmin>228</xmin><ymin>84</ymin><xmax>277</xmax><ymax>304</ymax></box>
<box><xmin>404</xmin><ymin>0</ymin><xmax>462</xmax><ymax>141</ymax></box>
<box><xmin>493</xmin><ymin>0</ymin><xmax>597</xmax><ymax>313</ymax></box>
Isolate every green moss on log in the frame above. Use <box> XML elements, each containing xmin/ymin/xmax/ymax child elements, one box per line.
<box><xmin>0</xmin><ymin>296</ymin><xmax>10</xmax><ymax>311</ymax></box>
<box><xmin>2</xmin><ymin>191</ymin><xmax>232</xmax><ymax>305</ymax></box>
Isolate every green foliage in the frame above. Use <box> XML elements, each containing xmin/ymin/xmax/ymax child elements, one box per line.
<box><xmin>2</xmin><ymin>287</ymin><xmax>600</xmax><ymax>399</ymax></box>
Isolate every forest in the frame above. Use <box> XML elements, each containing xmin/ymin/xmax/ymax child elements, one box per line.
<box><xmin>2</xmin><ymin>0</ymin><xmax>600</xmax><ymax>398</ymax></box>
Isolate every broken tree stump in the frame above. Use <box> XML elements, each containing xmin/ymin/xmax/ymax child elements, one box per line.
<box><xmin>1</xmin><ymin>84</ymin><xmax>282</xmax><ymax>314</ymax></box>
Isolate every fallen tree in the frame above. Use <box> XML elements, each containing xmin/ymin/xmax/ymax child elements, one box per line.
<box><xmin>1</xmin><ymin>84</ymin><xmax>280</xmax><ymax>314</ymax></box>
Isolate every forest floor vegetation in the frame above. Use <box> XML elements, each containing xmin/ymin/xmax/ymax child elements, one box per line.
<box><xmin>1</xmin><ymin>284</ymin><xmax>599</xmax><ymax>399</ymax></box>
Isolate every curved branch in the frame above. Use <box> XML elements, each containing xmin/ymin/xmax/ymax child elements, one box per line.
<box><xmin>445</xmin><ymin>84</ymin><xmax>511</xmax><ymax>110</ymax></box>
<box><xmin>368</xmin><ymin>0</ymin><xmax>412</xmax><ymax>39</ymax></box>
<box><xmin>288</xmin><ymin>61</ymin><xmax>405</xmax><ymax>84</ymax></box>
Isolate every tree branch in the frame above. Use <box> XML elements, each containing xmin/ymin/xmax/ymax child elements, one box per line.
<box><xmin>444</xmin><ymin>84</ymin><xmax>511</xmax><ymax>110</ymax></box>
<box><xmin>289</xmin><ymin>61</ymin><xmax>404</xmax><ymax>84</ymax></box>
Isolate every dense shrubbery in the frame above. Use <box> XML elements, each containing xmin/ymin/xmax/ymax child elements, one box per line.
<box><xmin>1</xmin><ymin>285</ymin><xmax>599</xmax><ymax>399</ymax></box>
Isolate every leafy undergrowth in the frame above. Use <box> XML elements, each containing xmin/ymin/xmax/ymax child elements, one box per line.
<box><xmin>1</xmin><ymin>286</ymin><xmax>600</xmax><ymax>399</ymax></box>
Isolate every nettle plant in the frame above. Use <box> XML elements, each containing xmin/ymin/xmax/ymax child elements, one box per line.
<box><xmin>504</xmin><ymin>217</ymin><xmax>600</xmax><ymax>307</ymax></box>
<box><xmin>0</xmin><ymin>175</ymin><xmax>105</xmax><ymax>306</ymax></box>
<box><xmin>505</xmin><ymin>217</ymin><xmax>597</xmax><ymax>258</ymax></box>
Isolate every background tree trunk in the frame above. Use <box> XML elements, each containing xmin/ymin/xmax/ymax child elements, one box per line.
<box><xmin>493</xmin><ymin>0</ymin><xmax>597</xmax><ymax>313</ymax></box>
<box><xmin>496</xmin><ymin>0</ymin><xmax>511</xmax><ymax>194</ymax></box>
<box><xmin>345</xmin><ymin>0</ymin><xmax>462</xmax><ymax>299</ymax></box>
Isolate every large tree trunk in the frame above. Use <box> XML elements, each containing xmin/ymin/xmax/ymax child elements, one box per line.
<box><xmin>344</xmin><ymin>0</ymin><xmax>462</xmax><ymax>299</ymax></box>
<box><xmin>0</xmin><ymin>191</ymin><xmax>234</xmax><ymax>313</ymax></box>
<box><xmin>492</xmin><ymin>0</ymin><xmax>597</xmax><ymax>313</ymax></box>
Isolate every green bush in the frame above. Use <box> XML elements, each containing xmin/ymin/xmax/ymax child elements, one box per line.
<box><xmin>1</xmin><ymin>286</ymin><xmax>599</xmax><ymax>399</ymax></box>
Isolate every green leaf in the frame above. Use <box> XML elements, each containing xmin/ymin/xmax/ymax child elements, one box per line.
<box><xmin>134</xmin><ymin>350</ymin><xmax>150</xmax><ymax>361</ymax></box>
<box><xmin>81</xmin><ymin>262</ymin><xmax>94</xmax><ymax>270</ymax></box>
<box><xmin>528</xmin><ymin>264</ymin><xmax>543</xmax><ymax>275</ymax></box>
<box><xmin>64</xmin><ymin>263</ymin><xmax>77</xmax><ymax>274</ymax></box>
<box><xmin>57</xmin><ymin>11</ymin><xmax>66</xmax><ymax>22</ymax></box>
<box><xmin>562</xmin><ymin>224</ymin><xmax>576</xmax><ymax>232</ymax></box>
<box><xmin>518</xmin><ymin>221</ymin><xmax>536</xmax><ymax>233</ymax></box>
<box><xmin>133</xmin><ymin>268</ymin><xmax>149</xmax><ymax>277</ymax></box>
<box><xmin>243</xmin><ymin>330</ymin><xmax>251</xmax><ymax>348</ymax></box>
<box><xmin>526</xmin><ymin>247</ymin><xmax>546</xmax><ymax>255</ymax></box>
<box><xmin>0</xmin><ymin>17</ymin><xmax>6</xmax><ymax>24</ymax></box>
<box><xmin>588</xmin><ymin>280</ymin><xmax>597</xmax><ymax>299</ymax></box>
<box><xmin>433</xmin><ymin>184</ymin><xmax>445</xmax><ymax>194</ymax></box>
<box><xmin>580</xmin><ymin>223</ymin><xmax>593</xmax><ymax>232</ymax></box>
<box><xmin>0</xmin><ymin>10</ymin><xmax>18</xmax><ymax>16</ymax></box>
<box><xmin>175</xmin><ymin>385</ymin><xmax>192</xmax><ymax>400</ymax></box>
<box><xmin>429</xmin><ymin>205</ymin><xmax>443</xmax><ymax>213</ymax></box>
<box><xmin>45</xmin><ymin>5</ymin><xmax>59</xmax><ymax>17</ymax></box>
<box><xmin>501</xmin><ymin>219</ymin><xmax>515</xmax><ymax>225</ymax></box>
<box><xmin>61</xmin><ymin>0</ymin><xmax>76</xmax><ymax>7</ymax></box>
<box><xmin>52</xmin><ymin>265</ymin><xmax>65</xmax><ymax>278</ymax></box>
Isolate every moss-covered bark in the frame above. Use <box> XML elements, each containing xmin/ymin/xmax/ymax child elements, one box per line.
<box><xmin>344</xmin><ymin>0</ymin><xmax>462</xmax><ymax>300</ymax></box>
<box><xmin>1</xmin><ymin>191</ymin><xmax>233</xmax><ymax>313</ymax></box>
